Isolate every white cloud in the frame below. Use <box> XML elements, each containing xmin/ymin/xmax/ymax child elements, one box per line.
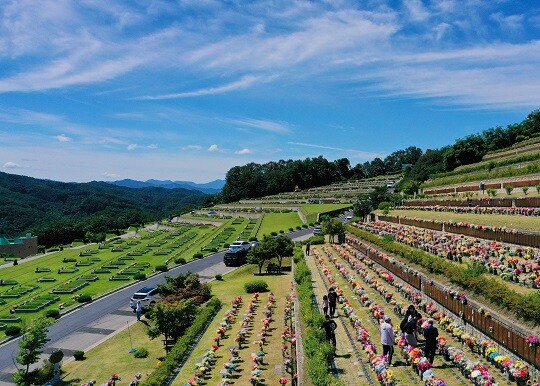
<box><xmin>490</xmin><ymin>13</ymin><xmax>524</xmax><ymax>31</ymax></box>
<box><xmin>101</xmin><ymin>172</ymin><xmax>120</xmax><ymax>179</ymax></box>
<box><xmin>187</xmin><ymin>145</ymin><xmax>202</xmax><ymax>150</ymax></box>
<box><xmin>55</xmin><ymin>134</ymin><xmax>72</xmax><ymax>142</ymax></box>
<box><xmin>127</xmin><ymin>144</ymin><xmax>138</xmax><ymax>150</ymax></box>
<box><xmin>147</xmin><ymin>144</ymin><xmax>158</xmax><ymax>149</ymax></box>
<box><xmin>208</xmin><ymin>144</ymin><xmax>221</xmax><ymax>152</ymax></box>
<box><xmin>235</xmin><ymin>148</ymin><xmax>252</xmax><ymax>155</ymax></box>
<box><xmin>404</xmin><ymin>0</ymin><xmax>430</xmax><ymax>21</ymax></box>
<box><xmin>137</xmin><ymin>75</ymin><xmax>274</xmax><ymax>100</ymax></box>
<box><xmin>232</xmin><ymin>118</ymin><xmax>290</xmax><ymax>133</ymax></box>
<box><xmin>3</xmin><ymin>161</ymin><xmax>21</xmax><ymax>169</ymax></box>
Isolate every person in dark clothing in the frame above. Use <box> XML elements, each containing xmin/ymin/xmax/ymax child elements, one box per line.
<box><xmin>327</xmin><ymin>287</ymin><xmax>338</xmax><ymax>317</ymax></box>
<box><xmin>306</xmin><ymin>242</ymin><xmax>310</xmax><ymax>256</ymax></box>
<box><xmin>400</xmin><ymin>305</ymin><xmax>416</xmax><ymax>333</ymax></box>
<box><xmin>320</xmin><ymin>314</ymin><xmax>337</xmax><ymax>351</ymax></box>
<box><xmin>423</xmin><ymin>319</ymin><xmax>439</xmax><ymax>364</ymax></box>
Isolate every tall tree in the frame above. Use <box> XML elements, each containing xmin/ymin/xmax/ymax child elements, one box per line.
<box><xmin>147</xmin><ymin>299</ymin><xmax>198</xmax><ymax>350</ymax></box>
<box><xmin>14</xmin><ymin>317</ymin><xmax>52</xmax><ymax>386</ymax></box>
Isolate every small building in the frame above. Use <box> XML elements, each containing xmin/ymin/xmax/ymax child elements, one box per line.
<box><xmin>0</xmin><ymin>234</ymin><xmax>38</xmax><ymax>258</ymax></box>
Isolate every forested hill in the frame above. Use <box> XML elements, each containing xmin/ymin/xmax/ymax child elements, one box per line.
<box><xmin>0</xmin><ymin>172</ymin><xmax>207</xmax><ymax>247</ymax></box>
<box><xmin>220</xmin><ymin>110</ymin><xmax>540</xmax><ymax>202</ymax></box>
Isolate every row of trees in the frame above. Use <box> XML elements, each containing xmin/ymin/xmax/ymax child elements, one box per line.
<box><xmin>218</xmin><ymin>110</ymin><xmax>540</xmax><ymax>203</ymax></box>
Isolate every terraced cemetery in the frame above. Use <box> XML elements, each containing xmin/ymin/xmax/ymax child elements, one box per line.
<box><xmin>0</xmin><ymin>218</ymin><xmax>264</xmax><ymax>339</ymax></box>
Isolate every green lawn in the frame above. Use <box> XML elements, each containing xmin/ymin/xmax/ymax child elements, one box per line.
<box><xmin>256</xmin><ymin>212</ymin><xmax>303</xmax><ymax>237</ymax></box>
<box><xmin>0</xmin><ymin>219</ymin><xmax>256</xmax><ymax>340</ymax></box>
<box><xmin>59</xmin><ymin>319</ymin><xmax>166</xmax><ymax>385</ymax></box>
<box><xmin>376</xmin><ymin>209</ymin><xmax>540</xmax><ymax>232</ymax></box>
<box><xmin>299</xmin><ymin>203</ymin><xmax>352</xmax><ymax>223</ymax></box>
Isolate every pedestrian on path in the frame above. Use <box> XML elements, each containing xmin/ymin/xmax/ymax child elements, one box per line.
<box><xmin>135</xmin><ymin>300</ymin><xmax>142</xmax><ymax>321</ymax></box>
<box><xmin>320</xmin><ymin>314</ymin><xmax>337</xmax><ymax>352</ymax></box>
<box><xmin>423</xmin><ymin>319</ymin><xmax>439</xmax><ymax>364</ymax></box>
<box><xmin>306</xmin><ymin>242</ymin><xmax>310</xmax><ymax>256</ymax></box>
<box><xmin>380</xmin><ymin>316</ymin><xmax>395</xmax><ymax>366</ymax></box>
<box><xmin>328</xmin><ymin>287</ymin><xmax>338</xmax><ymax>317</ymax></box>
<box><xmin>322</xmin><ymin>295</ymin><xmax>329</xmax><ymax>317</ymax></box>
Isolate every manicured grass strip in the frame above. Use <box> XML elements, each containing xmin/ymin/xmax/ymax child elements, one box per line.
<box><xmin>294</xmin><ymin>249</ymin><xmax>344</xmax><ymax>386</ymax></box>
<box><xmin>140</xmin><ymin>297</ymin><xmax>222</xmax><ymax>386</ymax></box>
<box><xmin>346</xmin><ymin>226</ymin><xmax>540</xmax><ymax>325</ymax></box>
<box><xmin>257</xmin><ymin>212</ymin><xmax>303</xmax><ymax>237</ymax></box>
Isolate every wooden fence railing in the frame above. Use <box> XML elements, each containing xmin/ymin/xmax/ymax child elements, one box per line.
<box><xmin>347</xmin><ymin>237</ymin><xmax>540</xmax><ymax>369</ymax></box>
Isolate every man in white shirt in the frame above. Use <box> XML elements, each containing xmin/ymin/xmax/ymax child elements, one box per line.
<box><xmin>380</xmin><ymin>316</ymin><xmax>395</xmax><ymax>366</ymax></box>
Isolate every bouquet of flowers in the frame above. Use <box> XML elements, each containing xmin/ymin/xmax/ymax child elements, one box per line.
<box><xmin>526</xmin><ymin>335</ymin><xmax>540</xmax><ymax>346</ymax></box>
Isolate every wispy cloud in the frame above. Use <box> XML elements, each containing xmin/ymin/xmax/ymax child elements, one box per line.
<box><xmin>288</xmin><ymin>142</ymin><xmax>385</xmax><ymax>160</ymax></box>
<box><xmin>127</xmin><ymin>144</ymin><xmax>138</xmax><ymax>150</ymax></box>
<box><xmin>136</xmin><ymin>75</ymin><xmax>274</xmax><ymax>100</ymax></box>
<box><xmin>186</xmin><ymin>145</ymin><xmax>202</xmax><ymax>150</ymax></box>
<box><xmin>232</xmin><ymin>118</ymin><xmax>290</xmax><ymax>133</ymax></box>
<box><xmin>235</xmin><ymin>148</ymin><xmax>252</xmax><ymax>155</ymax></box>
<box><xmin>55</xmin><ymin>134</ymin><xmax>72</xmax><ymax>142</ymax></box>
<box><xmin>3</xmin><ymin>161</ymin><xmax>22</xmax><ymax>169</ymax></box>
<box><xmin>208</xmin><ymin>144</ymin><xmax>221</xmax><ymax>152</ymax></box>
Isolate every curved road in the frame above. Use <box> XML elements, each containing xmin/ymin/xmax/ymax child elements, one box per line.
<box><xmin>0</xmin><ymin>228</ymin><xmax>313</xmax><ymax>384</ymax></box>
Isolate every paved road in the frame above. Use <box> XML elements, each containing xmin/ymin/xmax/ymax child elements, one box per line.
<box><xmin>0</xmin><ymin>228</ymin><xmax>313</xmax><ymax>385</ymax></box>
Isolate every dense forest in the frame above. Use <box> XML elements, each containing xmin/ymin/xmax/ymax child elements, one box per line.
<box><xmin>220</xmin><ymin>110</ymin><xmax>540</xmax><ymax>202</ymax></box>
<box><xmin>0</xmin><ymin>172</ymin><xmax>206</xmax><ymax>247</ymax></box>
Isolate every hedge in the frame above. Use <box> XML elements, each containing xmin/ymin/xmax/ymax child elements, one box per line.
<box><xmin>347</xmin><ymin>226</ymin><xmax>540</xmax><ymax>324</ymax></box>
<box><xmin>140</xmin><ymin>297</ymin><xmax>222</xmax><ymax>386</ymax></box>
<box><xmin>293</xmin><ymin>248</ymin><xmax>343</xmax><ymax>386</ymax></box>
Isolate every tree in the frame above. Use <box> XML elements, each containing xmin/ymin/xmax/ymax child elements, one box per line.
<box><xmin>322</xmin><ymin>218</ymin><xmax>345</xmax><ymax>243</ymax></box>
<box><xmin>247</xmin><ymin>240</ymin><xmax>272</xmax><ymax>275</ymax></box>
<box><xmin>270</xmin><ymin>235</ymin><xmax>294</xmax><ymax>268</ymax></box>
<box><xmin>14</xmin><ymin>317</ymin><xmax>52</xmax><ymax>386</ymax></box>
<box><xmin>147</xmin><ymin>299</ymin><xmax>198</xmax><ymax>350</ymax></box>
<box><xmin>353</xmin><ymin>199</ymin><xmax>372</xmax><ymax>219</ymax></box>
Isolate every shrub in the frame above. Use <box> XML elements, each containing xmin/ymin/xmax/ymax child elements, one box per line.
<box><xmin>45</xmin><ymin>309</ymin><xmax>60</xmax><ymax>319</ymax></box>
<box><xmin>309</xmin><ymin>222</ymin><xmax>315</xmax><ymax>227</ymax></box>
<box><xmin>279</xmin><ymin>230</ymin><xmax>284</xmax><ymax>234</ymax></box>
<box><xmin>308</xmin><ymin>235</ymin><xmax>325</xmax><ymax>245</ymax></box>
<box><xmin>378</xmin><ymin>201</ymin><xmax>391</xmax><ymax>211</ymax></box>
<box><xmin>174</xmin><ymin>257</ymin><xmax>186</xmax><ymax>265</ymax></box>
<box><xmin>214</xmin><ymin>274</ymin><xmax>223</xmax><ymax>281</ymax></box>
<box><xmin>73</xmin><ymin>350</ymin><xmax>85</xmax><ymax>360</ymax></box>
<box><xmin>209</xmin><ymin>247</ymin><xmax>218</xmax><ymax>253</ymax></box>
<box><xmin>504</xmin><ymin>184</ymin><xmax>514</xmax><ymax>195</ymax></box>
<box><xmin>270</xmin><ymin>231</ymin><xmax>278</xmax><ymax>236</ymax></box>
<box><xmin>134</xmin><ymin>347</ymin><xmax>149</xmax><ymax>358</ymax></box>
<box><xmin>289</xmin><ymin>227</ymin><xmax>294</xmax><ymax>232</ymax></box>
<box><xmin>155</xmin><ymin>264</ymin><xmax>168</xmax><ymax>272</ymax></box>
<box><xmin>192</xmin><ymin>252</ymin><xmax>203</xmax><ymax>259</ymax></box>
<box><xmin>295</xmin><ymin>226</ymin><xmax>302</xmax><ymax>230</ymax></box>
<box><xmin>537</xmin><ymin>184</ymin><xmax>540</xmax><ymax>194</ymax></box>
<box><xmin>522</xmin><ymin>187</ymin><xmax>529</xmax><ymax>195</ymax></box>
<box><xmin>244</xmin><ymin>280</ymin><xmax>269</xmax><ymax>293</ymax></box>
<box><xmin>223</xmin><ymin>243</ymin><xmax>229</xmax><ymax>249</ymax></box>
<box><xmin>302</xmin><ymin>224</ymin><xmax>308</xmax><ymax>228</ymax></box>
<box><xmin>77</xmin><ymin>294</ymin><xmax>92</xmax><ymax>303</ymax></box>
<box><xmin>5</xmin><ymin>325</ymin><xmax>21</xmax><ymax>336</ymax></box>
<box><xmin>134</xmin><ymin>273</ymin><xmax>146</xmax><ymax>281</ymax></box>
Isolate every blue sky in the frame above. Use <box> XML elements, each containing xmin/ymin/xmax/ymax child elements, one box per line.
<box><xmin>1</xmin><ymin>0</ymin><xmax>539</xmax><ymax>183</ymax></box>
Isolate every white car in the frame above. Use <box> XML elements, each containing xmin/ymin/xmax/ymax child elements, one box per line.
<box><xmin>130</xmin><ymin>286</ymin><xmax>160</xmax><ymax>310</ymax></box>
<box><xmin>228</xmin><ymin>240</ymin><xmax>251</xmax><ymax>252</ymax></box>
<box><xmin>313</xmin><ymin>226</ymin><xmax>322</xmax><ymax>235</ymax></box>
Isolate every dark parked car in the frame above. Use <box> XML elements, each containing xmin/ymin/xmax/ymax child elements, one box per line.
<box><xmin>223</xmin><ymin>249</ymin><xmax>248</xmax><ymax>267</ymax></box>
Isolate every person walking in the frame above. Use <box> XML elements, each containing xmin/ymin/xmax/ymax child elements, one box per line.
<box><xmin>423</xmin><ymin>319</ymin><xmax>439</xmax><ymax>364</ymax></box>
<box><xmin>328</xmin><ymin>287</ymin><xmax>338</xmax><ymax>317</ymax></box>
<box><xmin>322</xmin><ymin>295</ymin><xmax>329</xmax><ymax>317</ymax></box>
<box><xmin>306</xmin><ymin>242</ymin><xmax>310</xmax><ymax>256</ymax></box>
<box><xmin>135</xmin><ymin>300</ymin><xmax>142</xmax><ymax>321</ymax></box>
<box><xmin>320</xmin><ymin>314</ymin><xmax>337</xmax><ymax>352</ymax></box>
<box><xmin>380</xmin><ymin>316</ymin><xmax>395</xmax><ymax>366</ymax></box>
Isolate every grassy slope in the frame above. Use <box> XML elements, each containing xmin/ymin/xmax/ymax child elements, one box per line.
<box><xmin>256</xmin><ymin>212</ymin><xmax>303</xmax><ymax>237</ymax></box>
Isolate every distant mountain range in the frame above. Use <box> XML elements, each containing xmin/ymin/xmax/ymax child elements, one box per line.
<box><xmin>108</xmin><ymin>179</ymin><xmax>225</xmax><ymax>194</ymax></box>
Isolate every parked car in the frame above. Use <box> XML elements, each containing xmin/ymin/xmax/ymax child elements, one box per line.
<box><xmin>223</xmin><ymin>249</ymin><xmax>248</xmax><ymax>267</ymax></box>
<box><xmin>313</xmin><ymin>226</ymin><xmax>322</xmax><ymax>235</ymax></box>
<box><xmin>250</xmin><ymin>240</ymin><xmax>261</xmax><ymax>248</ymax></box>
<box><xmin>130</xmin><ymin>286</ymin><xmax>160</xmax><ymax>310</ymax></box>
<box><xmin>228</xmin><ymin>240</ymin><xmax>251</xmax><ymax>252</ymax></box>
